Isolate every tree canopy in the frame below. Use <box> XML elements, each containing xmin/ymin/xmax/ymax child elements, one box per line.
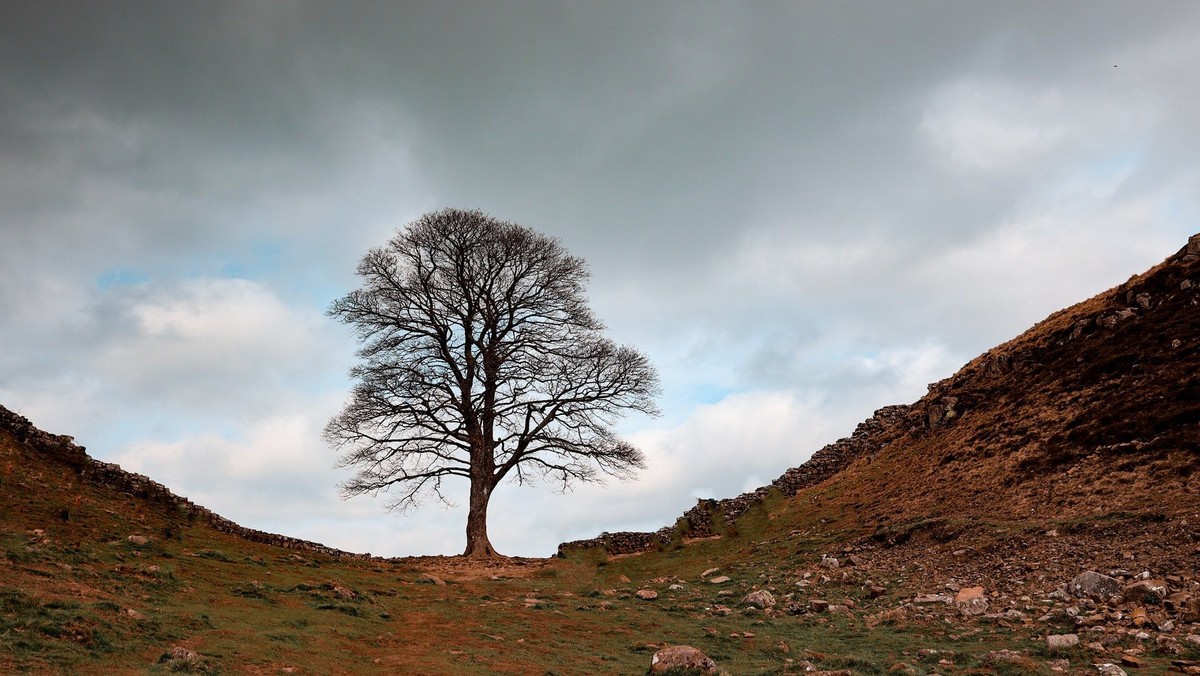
<box><xmin>325</xmin><ymin>208</ymin><xmax>660</xmax><ymax>557</ymax></box>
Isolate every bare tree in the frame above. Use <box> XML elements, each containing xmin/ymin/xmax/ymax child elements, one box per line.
<box><xmin>325</xmin><ymin>209</ymin><xmax>660</xmax><ymax>558</ymax></box>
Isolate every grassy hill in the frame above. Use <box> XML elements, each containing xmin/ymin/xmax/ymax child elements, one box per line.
<box><xmin>3</xmin><ymin>236</ymin><xmax>1200</xmax><ymax>674</ymax></box>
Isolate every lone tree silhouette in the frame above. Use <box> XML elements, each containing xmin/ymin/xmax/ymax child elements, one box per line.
<box><xmin>326</xmin><ymin>209</ymin><xmax>660</xmax><ymax>558</ymax></box>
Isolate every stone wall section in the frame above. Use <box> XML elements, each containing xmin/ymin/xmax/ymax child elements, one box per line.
<box><xmin>0</xmin><ymin>405</ymin><xmax>370</xmax><ymax>560</ymax></box>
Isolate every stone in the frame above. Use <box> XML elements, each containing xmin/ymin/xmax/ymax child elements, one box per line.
<box><xmin>649</xmin><ymin>645</ymin><xmax>717</xmax><ymax>674</ymax></box>
<box><xmin>708</xmin><ymin>575</ymin><xmax>731</xmax><ymax>584</ymax></box>
<box><xmin>1047</xmin><ymin>634</ymin><xmax>1079</xmax><ymax>650</ymax></box>
<box><xmin>820</xmin><ymin>555</ymin><xmax>840</xmax><ymax>569</ymax></box>
<box><xmin>420</xmin><ymin>573</ymin><xmax>446</xmax><ymax>586</ymax></box>
<box><xmin>955</xmin><ymin>586</ymin><xmax>989</xmax><ymax>616</ymax></box>
<box><xmin>1186</xmin><ymin>635</ymin><xmax>1200</xmax><ymax>647</ymax></box>
<box><xmin>171</xmin><ymin>643</ymin><xmax>196</xmax><ymax>662</ymax></box>
<box><xmin>700</xmin><ymin>567</ymin><xmax>720</xmax><ymax>578</ymax></box>
<box><xmin>1188</xmin><ymin>233</ymin><xmax>1200</xmax><ymax>255</ymax></box>
<box><xmin>1183</xmin><ymin>279</ymin><xmax>1195</xmax><ymax>291</ymax></box>
<box><xmin>1049</xmin><ymin>659</ymin><xmax>1070</xmax><ymax>673</ymax></box>
<box><xmin>913</xmin><ymin>593</ymin><xmax>952</xmax><ymax>604</ymax></box>
<box><xmin>127</xmin><ymin>535</ymin><xmax>150</xmax><ymax>546</ymax></box>
<box><xmin>1071</xmin><ymin>571</ymin><xmax>1122</xmax><ymax>599</ymax></box>
<box><xmin>741</xmin><ymin>589</ymin><xmax>776</xmax><ymax>609</ymax></box>
<box><xmin>1130</xmin><ymin>606</ymin><xmax>1150</xmax><ymax>628</ymax></box>
<box><xmin>1092</xmin><ymin>665</ymin><xmax>1127</xmax><ymax>676</ymax></box>
<box><xmin>1120</xmin><ymin>656</ymin><xmax>1142</xmax><ymax>669</ymax></box>
<box><xmin>1125</xmin><ymin>579</ymin><xmax>1167</xmax><ymax>604</ymax></box>
<box><xmin>810</xmin><ymin>599</ymin><xmax>830</xmax><ymax>612</ymax></box>
<box><xmin>637</xmin><ymin>589</ymin><xmax>659</xmax><ymax>601</ymax></box>
<box><xmin>669</xmin><ymin>584</ymin><xmax>685</xmax><ymax>591</ymax></box>
<box><xmin>125</xmin><ymin>608</ymin><xmax>145</xmax><ymax>620</ymax></box>
<box><xmin>1135</xmin><ymin>293</ymin><xmax>1152</xmax><ymax>309</ymax></box>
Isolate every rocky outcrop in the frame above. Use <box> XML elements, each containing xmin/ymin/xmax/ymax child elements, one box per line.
<box><xmin>0</xmin><ymin>405</ymin><xmax>370</xmax><ymax>560</ymax></box>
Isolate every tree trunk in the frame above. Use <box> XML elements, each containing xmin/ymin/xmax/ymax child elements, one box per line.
<box><xmin>463</xmin><ymin>479</ymin><xmax>499</xmax><ymax>558</ymax></box>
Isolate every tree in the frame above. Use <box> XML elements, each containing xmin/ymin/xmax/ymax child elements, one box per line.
<box><xmin>325</xmin><ymin>208</ymin><xmax>660</xmax><ymax>558</ymax></box>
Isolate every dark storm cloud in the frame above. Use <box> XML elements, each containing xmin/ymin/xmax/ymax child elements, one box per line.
<box><xmin>2</xmin><ymin>1</ymin><xmax>1199</xmax><ymax>555</ymax></box>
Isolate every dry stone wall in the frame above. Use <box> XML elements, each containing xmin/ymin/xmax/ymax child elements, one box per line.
<box><xmin>558</xmin><ymin>402</ymin><xmax>922</xmax><ymax>557</ymax></box>
<box><xmin>0</xmin><ymin>405</ymin><xmax>370</xmax><ymax>560</ymax></box>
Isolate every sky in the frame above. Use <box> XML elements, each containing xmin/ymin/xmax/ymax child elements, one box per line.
<box><xmin>2</xmin><ymin>1</ymin><xmax>1198</xmax><ymax>557</ymax></box>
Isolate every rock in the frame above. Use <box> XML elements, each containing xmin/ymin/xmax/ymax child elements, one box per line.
<box><xmin>987</xmin><ymin>650</ymin><xmax>1025</xmax><ymax>663</ymax></box>
<box><xmin>700</xmin><ymin>567</ymin><xmax>720</xmax><ymax>578</ymax></box>
<box><xmin>127</xmin><ymin>535</ymin><xmax>151</xmax><ymax>546</ymax></box>
<box><xmin>1071</xmin><ymin>571</ymin><xmax>1122</xmax><ymax>599</ymax></box>
<box><xmin>171</xmin><ymin>646</ymin><xmax>198</xmax><ymax>661</ymax></box>
<box><xmin>1120</xmin><ymin>656</ymin><xmax>1142</xmax><ymax>669</ymax></box>
<box><xmin>649</xmin><ymin>645</ymin><xmax>717</xmax><ymax>674</ymax></box>
<box><xmin>741</xmin><ymin>589</ymin><xmax>776</xmax><ymax>609</ymax></box>
<box><xmin>669</xmin><ymin>584</ymin><xmax>685</xmax><ymax>591</ymax></box>
<box><xmin>820</xmin><ymin>555</ymin><xmax>840</xmax><ymax>569</ymax></box>
<box><xmin>1188</xmin><ymin>233</ymin><xmax>1200</xmax><ymax>255</ymax></box>
<box><xmin>1049</xmin><ymin>659</ymin><xmax>1070</xmax><ymax>673</ymax></box>
<box><xmin>848</xmin><ymin>554</ymin><xmax>865</xmax><ymax>567</ymax></box>
<box><xmin>708</xmin><ymin>575</ymin><xmax>731</xmax><ymax>584</ymax></box>
<box><xmin>420</xmin><ymin>573</ymin><xmax>446</xmax><ymax>586</ymax></box>
<box><xmin>810</xmin><ymin>599</ymin><xmax>830</xmax><ymax>612</ymax></box>
<box><xmin>955</xmin><ymin>586</ymin><xmax>989</xmax><ymax>616</ymax></box>
<box><xmin>1135</xmin><ymin>293</ymin><xmax>1152</xmax><ymax>309</ymax></box>
<box><xmin>913</xmin><ymin>593</ymin><xmax>952</xmax><ymax>605</ymax></box>
<box><xmin>1130</xmin><ymin>606</ymin><xmax>1150</xmax><ymax>628</ymax></box>
<box><xmin>1047</xmin><ymin>634</ymin><xmax>1080</xmax><ymax>650</ymax></box>
<box><xmin>125</xmin><ymin>608</ymin><xmax>145</xmax><ymax>620</ymax></box>
<box><xmin>1092</xmin><ymin>665</ymin><xmax>1127</xmax><ymax>676</ymax></box>
<box><xmin>636</xmin><ymin>589</ymin><xmax>659</xmax><ymax>601</ymax></box>
<box><xmin>1186</xmin><ymin>635</ymin><xmax>1200</xmax><ymax>647</ymax></box>
<box><xmin>1125</xmin><ymin>579</ymin><xmax>1167</xmax><ymax>604</ymax></box>
<box><xmin>828</xmin><ymin>604</ymin><xmax>851</xmax><ymax>614</ymax></box>
<box><xmin>1183</xmin><ymin>279</ymin><xmax>1195</xmax><ymax>291</ymax></box>
<box><xmin>619</xmin><ymin>575</ymin><xmax>632</xmax><ymax>583</ymax></box>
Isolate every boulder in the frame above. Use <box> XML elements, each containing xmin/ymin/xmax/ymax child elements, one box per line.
<box><xmin>1125</xmin><ymin>579</ymin><xmax>1167</xmax><ymax>603</ymax></box>
<box><xmin>1070</xmin><ymin>571</ymin><xmax>1121</xmax><ymax>599</ymax></box>
<box><xmin>955</xmin><ymin>586</ymin><xmax>989</xmax><ymax>616</ymax></box>
<box><xmin>741</xmin><ymin>589</ymin><xmax>776</xmax><ymax>609</ymax></box>
<box><xmin>1047</xmin><ymin>634</ymin><xmax>1080</xmax><ymax>650</ymax></box>
<box><xmin>649</xmin><ymin>645</ymin><xmax>717</xmax><ymax>674</ymax></box>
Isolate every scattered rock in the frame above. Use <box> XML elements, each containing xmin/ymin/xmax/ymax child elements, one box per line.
<box><xmin>636</xmin><ymin>589</ymin><xmax>659</xmax><ymax>601</ymax></box>
<box><xmin>741</xmin><ymin>589</ymin><xmax>776</xmax><ymax>609</ymax></box>
<box><xmin>708</xmin><ymin>575</ymin><xmax>731</xmax><ymax>585</ymax></box>
<box><xmin>1071</xmin><ymin>571</ymin><xmax>1122</xmax><ymax>599</ymax></box>
<box><xmin>1047</xmin><ymin>634</ymin><xmax>1080</xmax><ymax>650</ymax></box>
<box><xmin>1125</xmin><ymin>579</ymin><xmax>1167</xmax><ymax>604</ymax></box>
<box><xmin>649</xmin><ymin>645</ymin><xmax>717</xmax><ymax>674</ymax></box>
<box><xmin>955</xmin><ymin>586</ymin><xmax>989</xmax><ymax>616</ymax></box>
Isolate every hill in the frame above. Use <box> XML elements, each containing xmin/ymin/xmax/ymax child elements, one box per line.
<box><xmin>3</xmin><ymin>234</ymin><xmax>1200</xmax><ymax>674</ymax></box>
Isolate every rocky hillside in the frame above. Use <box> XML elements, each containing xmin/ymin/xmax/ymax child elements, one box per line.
<box><xmin>564</xmin><ymin>233</ymin><xmax>1200</xmax><ymax>555</ymax></box>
